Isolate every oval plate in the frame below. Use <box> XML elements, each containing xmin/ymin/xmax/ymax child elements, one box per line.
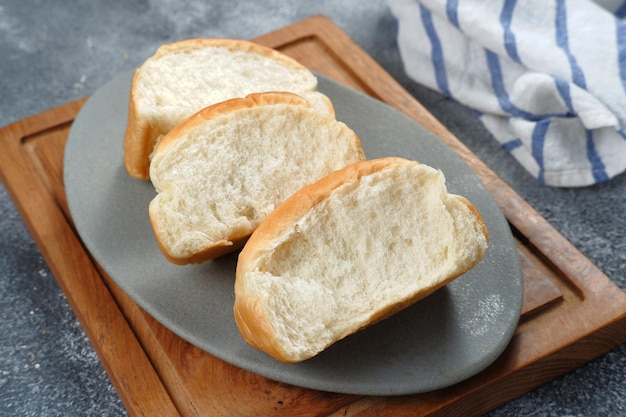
<box><xmin>64</xmin><ymin>71</ymin><xmax>523</xmax><ymax>396</ymax></box>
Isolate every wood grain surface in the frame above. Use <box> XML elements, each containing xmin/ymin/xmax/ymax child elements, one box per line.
<box><xmin>1</xmin><ymin>15</ymin><xmax>625</xmax><ymax>417</ymax></box>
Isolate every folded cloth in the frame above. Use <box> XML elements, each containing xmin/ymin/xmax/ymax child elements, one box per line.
<box><xmin>388</xmin><ymin>0</ymin><xmax>626</xmax><ymax>187</ymax></box>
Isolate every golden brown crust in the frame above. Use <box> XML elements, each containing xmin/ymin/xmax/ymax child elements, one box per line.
<box><xmin>152</xmin><ymin>232</ymin><xmax>248</xmax><ymax>265</ymax></box>
<box><xmin>123</xmin><ymin>69</ymin><xmax>153</xmax><ymax>180</ymax></box>
<box><xmin>233</xmin><ymin>295</ymin><xmax>293</xmax><ymax>362</ymax></box>
<box><xmin>234</xmin><ymin>157</ymin><xmax>489</xmax><ymax>363</ymax></box>
<box><xmin>153</xmin><ymin>38</ymin><xmax>309</xmax><ymax>71</ymax></box>
<box><xmin>152</xmin><ymin>92</ymin><xmax>312</xmax><ymax>161</ymax></box>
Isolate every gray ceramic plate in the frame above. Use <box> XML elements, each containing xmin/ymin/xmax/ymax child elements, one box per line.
<box><xmin>64</xmin><ymin>71</ymin><xmax>523</xmax><ymax>396</ymax></box>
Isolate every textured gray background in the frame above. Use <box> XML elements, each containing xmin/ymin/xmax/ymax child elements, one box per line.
<box><xmin>1</xmin><ymin>1</ymin><xmax>624</xmax><ymax>416</ymax></box>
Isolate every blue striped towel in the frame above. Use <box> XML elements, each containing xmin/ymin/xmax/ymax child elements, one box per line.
<box><xmin>388</xmin><ymin>0</ymin><xmax>626</xmax><ymax>187</ymax></box>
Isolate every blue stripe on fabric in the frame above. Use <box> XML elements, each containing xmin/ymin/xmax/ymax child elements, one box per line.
<box><xmin>554</xmin><ymin>77</ymin><xmax>575</xmax><ymax>112</ymax></box>
<box><xmin>617</xmin><ymin>19</ymin><xmax>626</xmax><ymax>98</ymax></box>
<box><xmin>555</xmin><ymin>0</ymin><xmax>587</xmax><ymax>88</ymax></box>
<box><xmin>446</xmin><ymin>0</ymin><xmax>460</xmax><ymax>29</ymax></box>
<box><xmin>487</xmin><ymin>51</ymin><xmax>573</xmax><ymax>121</ymax></box>
<box><xmin>487</xmin><ymin>51</ymin><xmax>523</xmax><ymax>116</ymax></box>
<box><xmin>420</xmin><ymin>5</ymin><xmax>452</xmax><ymax>97</ymax></box>
<box><xmin>531</xmin><ymin>120</ymin><xmax>551</xmax><ymax>184</ymax></box>
<box><xmin>502</xmin><ymin>138</ymin><xmax>523</xmax><ymax>151</ymax></box>
<box><xmin>487</xmin><ymin>51</ymin><xmax>552</xmax><ymax>120</ymax></box>
<box><xmin>500</xmin><ymin>0</ymin><xmax>521</xmax><ymax>64</ymax></box>
<box><xmin>586</xmin><ymin>130</ymin><xmax>609</xmax><ymax>183</ymax></box>
<box><xmin>616</xmin><ymin>2</ymin><xmax>626</xmax><ymax>18</ymax></box>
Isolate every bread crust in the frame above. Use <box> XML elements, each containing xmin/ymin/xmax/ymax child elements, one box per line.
<box><xmin>151</xmin><ymin>92</ymin><xmax>312</xmax><ymax>161</ymax></box>
<box><xmin>151</xmin><ymin>230</ymin><xmax>249</xmax><ymax>266</ymax></box>
<box><xmin>123</xmin><ymin>69</ymin><xmax>152</xmax><ymax>179</ymax></box>
<box><xmin>234</xmin><ymin>157</ymin><xmax>489</xmax><ymax>363</ymax></box>
<box><xmin>123</xmin><ymin>38</ymin><xmax>328</xmax><ymax>180</ymax></box>
<box><xmin>153</xmin><ymin>38</ymin><xmax>309</xmax><ymax>71</ymax></box>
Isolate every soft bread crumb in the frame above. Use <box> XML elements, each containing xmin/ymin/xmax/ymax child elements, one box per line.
<box><xmin>124</xmin><ymin>39</ymin><xmax>334</xmax><ymax>179</ymax></box>
<box><xmin>235</xmin><ymin>158</ymin><xmax>489</xmax><ymax>362</ymax></box>
<box><xmin>148</xmin><ymin>93</ymin><xmax>364</xmax><ymax>264</ymax></box>
<box><xmin>135</xmin><ymin>47</ymin><xmax>327</xmax><ymax>134</ymax></box>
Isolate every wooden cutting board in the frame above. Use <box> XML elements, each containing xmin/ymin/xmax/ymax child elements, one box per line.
<box><xmin>1</xmin><ymin>15</ymin><xmax>625</xmax><ymax>417</ymax></box>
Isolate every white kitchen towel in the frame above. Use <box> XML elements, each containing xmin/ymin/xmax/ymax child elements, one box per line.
<box><xmin>388</xmin><ymin>0</ymin><xmax>626</xmax><ymax>187</ymax></box>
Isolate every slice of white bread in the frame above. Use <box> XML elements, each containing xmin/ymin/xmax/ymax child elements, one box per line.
<box><xmin>234</xmin><ymin>157</ymin><xmax>489</xmax><ymax>363</ymax></box>
<box><xmin>124</xmin><ymin>38</ymin><xmax>334</xmax><ymax>179</ymax></box>
<box><xmin>148</xmin><ymin>91</ymin><xmax>365</xmax><ymax>265</ymax></box>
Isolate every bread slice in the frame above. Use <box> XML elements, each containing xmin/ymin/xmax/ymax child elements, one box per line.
<box><xmin>124</xmin><ymin>38</ymin><xmax>334</xmax><ymax>179</ymax></box>
<box><xmin>234</xmin><ymin>157</ymin><xmax>489</xmax><ymax>363</ymax></box>
<box><xmin>148</xmin><ymin>91</ymin><xmax>365</xmax><ymax>265</ymax></box>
